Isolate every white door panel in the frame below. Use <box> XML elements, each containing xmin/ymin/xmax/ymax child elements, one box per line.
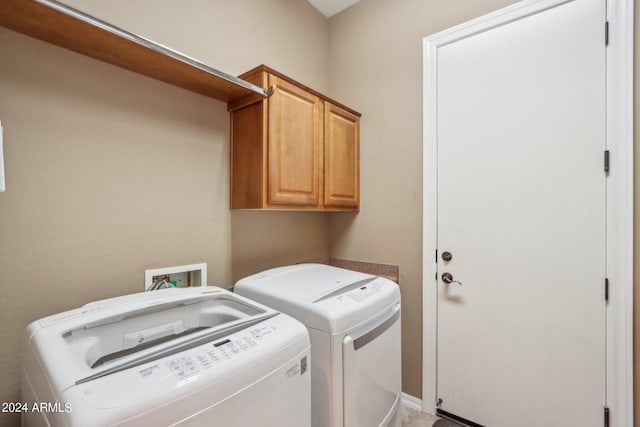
<box><xmin>343</xmin><ymin>305</ymin><xmax>401</xmax><ymax>427</ymax></box>
<box><xmin>435</xmin><ymin>0</ymin><xmax>605</xmax><ymax>425</ymax></box>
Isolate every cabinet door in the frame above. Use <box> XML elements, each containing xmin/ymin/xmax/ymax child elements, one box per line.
<box><xmin>324</xmin><ymin>102</ymin><xmax>359</xmax><ymax>208</ymax></box>
<box><xmin>267</xmin><ymin>75</ymin><xmax>322</xmax><ymax>207</ymax></box>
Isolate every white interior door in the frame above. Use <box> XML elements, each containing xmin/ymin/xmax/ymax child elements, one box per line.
<box><xmin>434</xmin><ymin>1</ymin><xmax>606</xmax><ymax>426</ymax></box>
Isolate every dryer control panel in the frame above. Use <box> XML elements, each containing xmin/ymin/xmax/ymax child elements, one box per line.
<box><xmin>341</xmin><ymin>281</ymin><xmax>385</xmax><ymax>303</ymax></box>
<box><xmin>312</xmin><ymin>278</ymin><xmax>400</xmax><ymax>333</ymax></box>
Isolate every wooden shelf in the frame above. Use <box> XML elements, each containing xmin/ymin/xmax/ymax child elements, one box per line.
<box><xmin>0</xmin><ymin>0</ymin><xmax>267</xmax><ymax>102</ymax></box>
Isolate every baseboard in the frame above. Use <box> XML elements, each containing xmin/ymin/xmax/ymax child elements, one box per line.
<box><xmin>401</xmin><ymin>393</ymin><xmax>422</xmax><ymax>411</ymax></box>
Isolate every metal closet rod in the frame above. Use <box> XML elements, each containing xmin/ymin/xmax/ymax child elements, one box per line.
<box><xmin>34</xmin><ymin>0</ymin><xmax>269</xmax><ymax>97</ymax></box>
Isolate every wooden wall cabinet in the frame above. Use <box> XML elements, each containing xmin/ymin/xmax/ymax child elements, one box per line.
<box><xmin>229</xmin><ymin>65</ymin><xmax>360</xmax><ymax>211</ymax></box>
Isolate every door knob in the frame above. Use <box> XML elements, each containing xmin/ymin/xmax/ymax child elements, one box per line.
<box><xmin>442</xmin><ymin>251</ymin><xmax>453</xmax><ymax>262</ymax></box>
<box><xmin>441</xmin><ymin>272</ymin><xmax>462</xmax><ymax>285</ymax></box>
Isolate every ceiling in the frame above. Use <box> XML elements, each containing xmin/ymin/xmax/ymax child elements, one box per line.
<box><xmin>306</xmin><ymin>0</ymin><xmax>361</xmax><ymax>17</ymax></box>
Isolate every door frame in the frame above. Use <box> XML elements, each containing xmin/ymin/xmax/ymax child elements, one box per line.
<box><xmin>421</xmin><ymin>0</ymin><xmax>634</xmax><ymax>424</ymax></box>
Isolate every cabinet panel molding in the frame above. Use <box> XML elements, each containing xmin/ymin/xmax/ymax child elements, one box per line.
<box><xmin>324</xmin><ymin>103</ymin><xmax>360</xmax><ymax>208</ymax></box>
<box><xmin>267</xmin><ymin>76</ymin><xmax>323</xmax><ymax>207</ymax></box>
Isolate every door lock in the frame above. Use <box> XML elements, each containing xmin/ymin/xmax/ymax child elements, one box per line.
<box><xmin>441</xmin><ymin>272</ymin><xmax>462</xmax><ymax>285</ymax></box>
<box><xmin>442</xmin><ymin>251</ymin><xmax>453</xmax><ymax>261</ymax></box>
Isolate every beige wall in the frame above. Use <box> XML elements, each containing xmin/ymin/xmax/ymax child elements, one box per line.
<box><xmin>0</xmin><ymin>1</ymin><xmax>329</xmax><ymax>426</ymax></box>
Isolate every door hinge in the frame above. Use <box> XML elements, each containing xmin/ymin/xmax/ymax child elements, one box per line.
<box><xmin>604</xmin><ymin>150</ymin><xmax>610</xmax><ymax>173</ymax></box>
<box><xmin>605</xmin><ymin>21</ymin><xmax>609</xmax><ymax>46</ymax></box>
<box><xmin>604</xmin><ymin>406</ymin><xmax>610</xmax><ymax>427</ymax></box>
<box><xmin>605</xmin><ymin>278</ymin><xmax>609</xmax><ymax>302</ymax></box>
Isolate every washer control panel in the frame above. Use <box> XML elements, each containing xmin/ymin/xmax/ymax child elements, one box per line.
<box><xmin>166</xmin><ymin>325</ymin><xmax>275</xmax><ymax>380</ymax></box>
<box><xmin>167</xmin><ymin>355</ymin><xmax>198</xmax><ymax>380</ymax></box>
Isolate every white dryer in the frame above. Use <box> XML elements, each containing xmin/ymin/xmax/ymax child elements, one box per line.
<box><xmin>22</xmin><ymin>287</ymin><xmax>311</xmax><ymax>427</ymax></box>
<box><xmin>234</xmin><ymin>263</ymin><xmax>401</xmax><ymax>427</ymax></box>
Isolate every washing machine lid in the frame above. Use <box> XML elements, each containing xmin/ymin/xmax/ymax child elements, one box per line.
<box><xmin>234</xmin><ymin>264</ymin><xmax>400</xmax><ymax>333</ymax></box>
<box><xmin>24</xmin><ymin>287</ymin><xmax>284</xmax><ymax>393</ymax></box>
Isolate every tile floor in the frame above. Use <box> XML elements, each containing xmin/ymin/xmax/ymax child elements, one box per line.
<box><xmin>395</xmin><ymin>404</ymin><xmax>463</xmax><ymax>427</ymax></box>
<box><xmin>391</xmin><ymin>403</ymin><xmax>440</xmax><ymax>427</ymax></box>
<box><xmin>401</xmin><ymin>405</ymin><xmax>439</xmax><ymax>426</ymax></box>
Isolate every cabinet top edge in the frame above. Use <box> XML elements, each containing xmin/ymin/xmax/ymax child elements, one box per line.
<box><xmin>239</xmin><ymin>64</ymin><xmax>361</xmax><ymax>118</ymax></box>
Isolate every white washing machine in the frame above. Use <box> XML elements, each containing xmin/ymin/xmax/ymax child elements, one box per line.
<box><xmin>22</xmin><ymin>287</ymin><xmax>311</xmax><ymax>427</ymax></box>
<box><xmin>234</xmin><ymin>263</ymin><xmax>401</xmax><ymax>427</ymax></box>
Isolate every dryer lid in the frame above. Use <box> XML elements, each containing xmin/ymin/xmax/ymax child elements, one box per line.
<box><xmin>234</xmin><ymin>264</ymin><xmax>400</xmax><ymax>333</ymax></box>
<box><xmin>236</xmin><ymin>264</ymin><xmax>375</xmax><ymax>302</ymax></box>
